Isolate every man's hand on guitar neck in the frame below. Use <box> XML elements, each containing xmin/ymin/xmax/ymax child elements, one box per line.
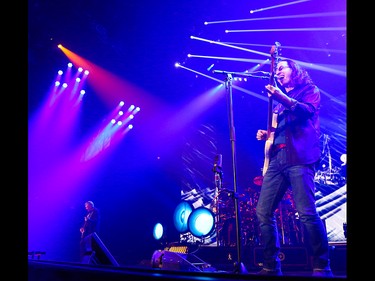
<box><xmin>265</xmin><ymin>84</ymin><xmax>297</xmax><ymax>109</ymax></box>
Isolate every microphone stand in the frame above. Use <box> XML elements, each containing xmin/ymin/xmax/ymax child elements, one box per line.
<box><xmin>217</xmin><ymin>72</ymin><xmax>246</xmax><ymax>274</ymax></box>
<box><xmin>213</xmin><ymin>70</ymin><xmax>269</xmax><ymax>80</ymax></box>
<box><xmin>212</xmin><ymin>69</ymin><xmax>270</xmax><ymax>273</ymax></box>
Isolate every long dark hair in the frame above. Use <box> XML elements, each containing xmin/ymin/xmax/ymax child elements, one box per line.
<box><xmin>279</xmin><ymin>58</ymin><xmax>314</xmax><ymax>87</ymax></box>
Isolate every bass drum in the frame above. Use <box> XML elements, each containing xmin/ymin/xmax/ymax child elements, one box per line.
<box><xmin>218</xmin><ymin>217</ymin><xmax>261</xmax><ymax>247</ymax></box>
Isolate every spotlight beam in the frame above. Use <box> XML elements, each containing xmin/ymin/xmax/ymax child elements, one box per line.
<box><xmin>177</xmin><ymin>64</ymin><xmax>224</xmax><ymax>84</ymax></box>
<box><xmin>191</xmin><ymin>36</ymin><xmax>266</xmax><ymax>57</ymax></box>
<box><xmin>177</xmin><ymin>64</ymin><xmax>268</xmax><ymax>102</ymax></box>
<box><xmin>204</xmin><ymin>11</ymin><xmax>346</xmax><ymax>25</ymax></box>
<box><xmin>216</xmin><ymin>42</ymin><xmax>346</xmax><ymax>54</ymax></box>
<box><xmin>190</xmin><ymin>38</ymin><xmax>347</xmax><ymax>72</ymax></box>
<box><xmin>177</xmin><ymin>66</ymin><xmax>344</xmax><ymax>105</ymax></box>
<box><xmin>188</xmin><ymin>54</ymin><xmax>267</xmax><ymax>64</ymax></box>
<box><xmin>320</xmin><ymin>89</ymin><xmax>345</xmax><ymax>107</ymax></box>
<box><xmin>187</xmin><ymin>54</ymin><xmax>346</xmax><ymax>77</ymax></box>
<box><xmin>249</xmin><ymin>0</ymin><xmax>311</xmax><ymax>14</ymax></box>
<box><xmin>225</xmin><ymin>27</ymin><xmax>346</xmax><ymax>33</ymax></box>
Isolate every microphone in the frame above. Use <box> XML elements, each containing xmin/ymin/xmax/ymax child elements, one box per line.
<box><xmin>213</xmin><ymin>154</ymin><xmax>222</xmax><ymax>172</ymax></box>
<box><xmin>212</xmin><ymin>70</ymin><xmax>229</xmax><ymax>74</ymax></box>
<box><xmin>249</xmin><ymin>71</ymin><xmax>282</xmax><ymax>79</ymax></box>
<box><xmin>212</xmin><ymin>69</ymin><xmax>281</xmax><ymax>80</ymax></box>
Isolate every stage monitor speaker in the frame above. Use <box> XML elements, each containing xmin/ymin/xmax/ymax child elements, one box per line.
<box><xmin>151</xmin><ymin>250</ymin><xmax>216</xmax><ymax>272</ymax></box>
<box><xmin>81</xmin><ymin>232</ymin><xmax>119</xmax><ymax>266</ymax></box>
<box><xmin>329</xmin><ymin>243</ymin><xmax>346</xmax><ymax>272</ymax></box>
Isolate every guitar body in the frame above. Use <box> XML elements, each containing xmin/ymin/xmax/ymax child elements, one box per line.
<box><xmin>262</xmin><ymin>132</ymin><xmax>274</xmax><ymax>176</ymax></box>
<box><xmin>80</xmin><ymin>212</ymin><xmax>93</xmax><ymax>238</ymax></box>
<box><xmin>80</xmin><ymin>221</ymin><xmax>87</xmax><ymax>238</ymax></box>
<box><xmin>262</xmin><ymin>112</ymin><xmax>277</xmax><ymax>176</ymax></box>
<box><xmin>262</xmin><ymin>42</ymin><xmax>280</xmax><ymax>176</ymax></box>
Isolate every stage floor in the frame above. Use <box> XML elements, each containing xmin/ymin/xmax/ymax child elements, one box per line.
<box><xmin>28</xmin><ymin>243</ymin><xmax>347</xmax><ymax>280</ymax></box>
<box><xmin>28</xmin><ymin>259</ymin><xmax>347</xmax><ymax>281</ymax></box>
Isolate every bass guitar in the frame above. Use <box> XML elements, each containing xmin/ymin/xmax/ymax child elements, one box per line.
<box><xmin>262</xmin><ymin>42</ymin><xmax>281</xmax><ymax>176</ymax></box>
<box><xmin>80</xmin><ymin>212</ymin><xmax>93</xmax><ymax>238</ymax></box>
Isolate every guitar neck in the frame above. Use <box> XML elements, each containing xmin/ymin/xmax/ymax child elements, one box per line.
<box><xmin>267</xmin><ymin>97</ymin><xmax>273</xmax><ymax>137</ymax></box>
<box><xmin>262</xmin><ymin>42</ymin><xmax>280</xmax><ymax>176</ymax></box>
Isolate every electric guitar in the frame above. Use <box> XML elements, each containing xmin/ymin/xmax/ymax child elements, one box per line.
<box><xmin>80</xmin><ymin>212</ymin><xmax>92</xmax><ymax>238</ymax></box>
<box><xmin>262</xmin><ymin>42</ymin><xmax>281</xmax><ymax>176</ymax></box>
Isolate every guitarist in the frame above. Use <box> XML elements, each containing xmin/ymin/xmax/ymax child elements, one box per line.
<box><xmin>254</xmin><ymin>59</ymin><xmax>333</xmax><ymax>277</ymax></box>
<box><xmin>79</xmin><ymin>201</ymin><xmax>100</xmax><ymax>262</ymax></box>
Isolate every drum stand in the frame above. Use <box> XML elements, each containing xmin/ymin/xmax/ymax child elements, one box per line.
<box><xmin>212</xmin><ymin>154</ymin><xmax>223</xmax><ymax>246</ymax></box>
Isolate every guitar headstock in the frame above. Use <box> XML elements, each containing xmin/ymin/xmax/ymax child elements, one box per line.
<box><xmin>269</xmin><ymin>42</ymin><xmax>281</xmax><ymax>82</ymax></box>
<box><xmin>274</xmin><ymin>41</ymin><xmax>281</xmax><ymax>64</ymax></box>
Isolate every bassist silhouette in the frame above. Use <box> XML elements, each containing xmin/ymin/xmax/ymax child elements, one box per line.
<box><xmin>80</xmin><ymin>201</ymin><xmax>100</xmax><ymax>262</ymax></box>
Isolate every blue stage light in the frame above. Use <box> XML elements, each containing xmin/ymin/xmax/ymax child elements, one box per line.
<box><xmin>173</xmin><ymin>201</ymin><xmax>193</xmax><ymax>233</ymax></box>
<box><xmin>188</xmin><ymin>207</ymin><xmax>215</xmax><ymax>238</ymax></box>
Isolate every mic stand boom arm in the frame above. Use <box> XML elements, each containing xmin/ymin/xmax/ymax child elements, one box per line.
<box><xmin>212</xmin><ymin>70</ymin><xmax>269</xmax><ymax>80</ymax></box>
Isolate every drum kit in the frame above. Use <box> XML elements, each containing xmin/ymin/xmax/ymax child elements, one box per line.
<box><xmin>212</xmin><ymin>176</ymin><xmax>305</xmax><ymax>247</ymax></box>
<box><xmin>314</xmin><ymin>165</ymin><xmax>346</xmax><ymax>187</ymax></box>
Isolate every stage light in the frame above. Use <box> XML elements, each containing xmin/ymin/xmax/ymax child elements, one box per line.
<box><xmin>188</xmin><ymin>207</ymin><xmax>215</xmax><ymax>238</ymax></box>
<box><xmin>168</xmin><ymin>245</ymin><xmax>188</xmax><ymax>254</ymax></box>
<box><xmin>173</xmin><ymin>201</ymin><xmax>193</xmax><ymax>233</ymax></box>
<box><xmin>153</xmin><ymin>222</ymin><xmax>164</xmax><ymax>240</ymax></box>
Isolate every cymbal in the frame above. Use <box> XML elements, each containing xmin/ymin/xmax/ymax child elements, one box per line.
<box><xmin>253</xmin><ymin>175</ymin><xmax>263</xmax><ymax>186</ymax></box>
